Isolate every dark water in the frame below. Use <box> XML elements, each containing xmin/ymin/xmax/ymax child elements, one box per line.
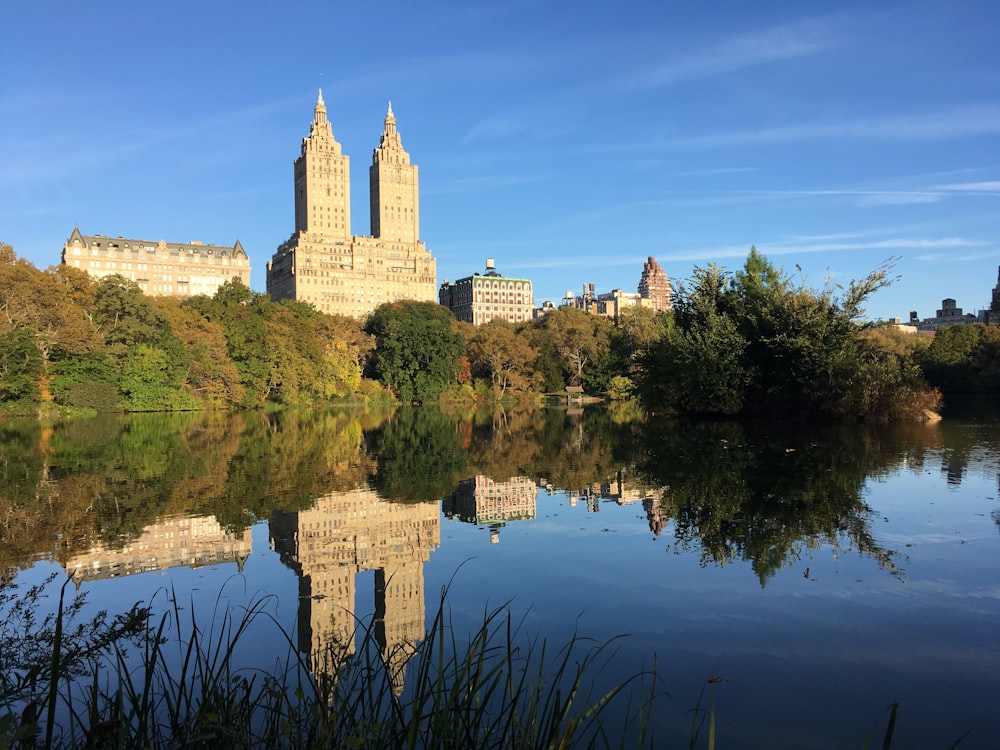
<box><xmin>2</xmin><ymin>406</ymin><xmax>998</xmax><ymax>748</ymax></box>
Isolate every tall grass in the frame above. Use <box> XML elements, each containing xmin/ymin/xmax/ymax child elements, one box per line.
<box><xmin>0</xmin><ymin>575</ymin><xmax>967</xmax><ymax>749</ymax></box>
<box><xmin>1</xmin><ymin>576</ymin><xmax>661</xmax><ymax>749</ymax></box>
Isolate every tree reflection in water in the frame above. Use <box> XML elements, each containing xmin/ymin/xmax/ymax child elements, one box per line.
<box><xmin>0</xmin><ymin>405</ymin><xmax>982</xmax><ymax>586</ymax></box>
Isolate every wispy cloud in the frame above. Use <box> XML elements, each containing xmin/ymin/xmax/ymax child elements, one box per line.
<box><xmin>663</xmin><ymin>236</ymin><xmax>982</xmax><ymax>263</ymax></box>
<box><xmin>517</xmin><ymin>254</ymin><xmax>658</xmax><ymax>271</ymax></box>
<box><xmin>760</xmin><ymin>189</ymin><xmax>944</xmax><ymax>206</ymax></box>
<box><xmin>912</xmin><ymin>250</ymin><xmax>999</xmax><ymax>263</ymax></box>
<box><xmin>665</xmin><ymin>106</ymin><xmax>1000</xmax><ymax>148</ymax></box>
<box><xmin>936</xmin><ymin>180</ymin><xmax>1000</xmax><ymax>193</ymax></box>
<box><xmin>0</xmin><ymin>93</ymin><xmax>301</xmax><ymax>191</ymax></box>
<box><xmin>771</xmin><ymin>236</ymin><xmax>981</xmax><ymax>253</ymax></box>
<box><xmin>854</xmin><ymin>192</ymin><xmax>943</xmax><ymax>206</ymax></box>
<box><xmin>627</xmin><ymin>17</ymin><xmax>834</xmax><ymax>89</ymax></box>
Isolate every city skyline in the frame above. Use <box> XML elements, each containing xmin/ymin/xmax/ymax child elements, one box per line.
<box><xmin>2</xmin><ymin>1</ymin><xmax>998</xmax><ymax>321</ymax></box>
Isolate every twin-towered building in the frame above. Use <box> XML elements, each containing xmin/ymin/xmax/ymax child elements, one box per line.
<box><xmin>59</xmin><ymin>90</ymin><xmax>674</xmax><ymax>322</ymax></box>
<box><xmin>266</xmin><ymin>92</ymin><xmax>437</xmax><ymax>318</ymax></box>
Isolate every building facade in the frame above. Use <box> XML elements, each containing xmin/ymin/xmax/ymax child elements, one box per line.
<box><xmin>909</xmin><ymin>298</ymin><xmax>978</xmax><ymax>331</ymax></box>
<box><xmin>991</xmin><ymin>266</ymin><xmax>1000</xmax><ymax>322</ymax></box>
<box><xmin>637</xmin><ymin>256</ymin><xmax>672</xmax><ymax>312</ymax></box>
<box><xmin>267</xmin><ymin>92</ymin><xmax>436</xmax><ymax>318</ymax></box>
<box><xmin>62</xmin><ymin>227</ymin><xmax>250</xmax><ymax>298</ymax></box>
<box><xmin>595</xmin><ymin>288</ymin><xmax>652</xmax><ymax>323</ymax></box>
<box><xmin>559</xmin><ymin>283</ymin><xmax>652</xmax><ymax>323</ymax></box>
<box><xmin>438</xmin><ymin>258</ymin><xmax>534</xmax><ymax>325</ymax></box>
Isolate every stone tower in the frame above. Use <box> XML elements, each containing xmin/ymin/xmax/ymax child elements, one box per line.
<box><xmin>638</xmin><ymin>256</ymin><xmax>672</xmax><ymax>312</ymax></box>
<box><xmin>369</xmin><ymin>102</ymin><xmax>419</xmax><ymax>243</ymax></box>
<box><xmin>294</xmin><ymin>90</ymin><xmax>351</xmax><ymax>241</ymax></box>
<box><xmin>267</xmin><ymin>92</ymin><xmax>437</xmax><ymax>318</ymax></box>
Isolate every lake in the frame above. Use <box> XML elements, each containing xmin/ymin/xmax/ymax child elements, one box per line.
<box><xmin>2</xmin><ymin>404</ymin><xmax>998</xmax><ymax>748</ymax></box>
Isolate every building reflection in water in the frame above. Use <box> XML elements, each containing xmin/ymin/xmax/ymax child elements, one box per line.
<box><xmin>65</xmin><ymin>514</ymin><xmax>252</xmax><ymax>586</ymax></box>
<box><xmin>442</xmin><ymin>475</ymin><xmax>537</xmax><ymax>544</ymax></box>
<box><xmin>443</xmin><ymin>472</ymin><xmax>668</xmax><ymax>541</ymax></box>
<box><xmin>269</xmin><ymin>488</ymin><xmax>440</xmax><ymax>693</ymax></box>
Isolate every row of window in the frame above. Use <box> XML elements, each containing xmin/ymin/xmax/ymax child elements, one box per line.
<box><xmin>72</xmin><ymin>247</ymin><xmax>244</xmax><ymax>263</ymax></box>
<box><xmin>474</xmin><ymin>312</ymin><xmax>528</xmax><ymax>323</ymax></box>
<box><xmin>74</xmin><ymin>259</ymin><xmax>246</xmax><ymax>277</ymax></box>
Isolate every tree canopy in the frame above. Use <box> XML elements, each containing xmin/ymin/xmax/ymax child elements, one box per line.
<box><xmin>639</xmin><ymin>249</ymin><xmax>938</xmax><ymax>420</ymax></box>
<box><xmin>364</xmin><ymin>301</ymin><xmax>465</xmax><ymax>403</ymax></box>
<box><xmin>0</xmin><ymin>241</ymin><xmax>960</xmax><ymax>419</ymax></box>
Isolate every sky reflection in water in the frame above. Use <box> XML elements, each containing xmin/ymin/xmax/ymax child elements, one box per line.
<box><xmin>2</xmin><ymin>406</ymin><xmax>998</xmax><ymax>749</ymax></box>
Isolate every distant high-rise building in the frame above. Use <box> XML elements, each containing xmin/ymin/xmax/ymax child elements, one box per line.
<box><xmin>559</xmin><ymin>282</ymin><xmax>652</xmax><ymax>323</ymax></box>
<box><xmin>62</xmin><ymin>227</ymin><xmax>250</xmax><ymax>298</ymax></box>
<box><xmin>439</xmin><ymin>258</ymin><xmax>534</xmax><ymax>325</ymax></box>
<box><xmin>637</xmin><ymin>256</ymin><xmax>672</xmax><ymax>312</ymax></box>
<box><xmin>991</xmin><ymin>266</ymin><xmax>1000</xmax><ymax>320</ymax></box>
<box><xmin>267</xmin><ymin>91</ymin><xmax>436</xmax><ymax>318</ymax></box>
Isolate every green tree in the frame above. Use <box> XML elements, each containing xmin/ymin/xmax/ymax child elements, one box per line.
<box><xmin>120</xmin><ymin>344</ymin><xmax>200</xmax><ymax>411</ymax></box>
<box><xmin>48</xmin><ymin>351</ymin><xmax>122</xmax><ymax>411</ymax></box>
<box><xmin>185</xmin><ymin>281</ymin><xmax>274</xmax><ymax>405</ymax></box>
<box><xmin>93</xmin><ymin>275</ymin><xmax>173</xmax><ymax>356</ymax></box>
<box><xmin>642</xmin><ymin>265</ymin><xmax>751</xmax><ymax>415</ymax></box>
<box><xmin>364</xmin><ymin>301</ymin><xmax>465</xmax><ymax>403</ymax></box>
<box><xmin>917</xmin><ymin>323</ymin><xmax>1000</xmax><ymax>393</ymax></box>
<box><xmin>611</xmin><ymin>305</ymin><xmax>664</xmax><ymax>381</ymax></box>
<box><xmin>640</xmin><ymin>250</ymin><xmax>929</xmax><ymax>419</ymax></box>
<box><xmin>0</xmin><ymin>328</ymin><xmax>44</xmax><ymax>403</ymax></box>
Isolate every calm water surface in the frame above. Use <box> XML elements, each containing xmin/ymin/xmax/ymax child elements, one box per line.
<box><xmin>2</xmin><ymin>405</ymin><xmax>998</xmax><ymax>749</ymax></box>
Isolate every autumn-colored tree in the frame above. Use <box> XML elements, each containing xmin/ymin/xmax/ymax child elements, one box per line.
<box><xmin>467</xmin><ymin>319</ymin><xmax>539</xmax><ymax>396</ymax></box>
<box><xmin>529</xmin><ymin>307</ymin><xmax>613</xmax><ymax>390</ymax></box>
<box><xmin>0</xmin><ymin>244</ymin><xmax>99</xmax><ymax>363</ymax></box>
<box><xmin>151</xmin><ymin>296</ymin><xmax>246</xmax><ymax>408</ymax></box>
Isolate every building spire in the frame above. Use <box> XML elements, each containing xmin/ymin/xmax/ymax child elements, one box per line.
<box><xmin>310</xmin><ymin>88</ymin><xmax>329</xmax><ymax>133</ymax></box>
<box><xmin>377</xmin><ymin>100</ymin><xmax>400</xmax><ymax>146</ymax></box>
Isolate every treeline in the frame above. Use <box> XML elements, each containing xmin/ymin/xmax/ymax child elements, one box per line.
<box><xmin>1</xmin><ymin>242</ymin><xmax>379</xmax><ymax>413</ymax></box>
<box><xmin>2</xmin><ymin>241</ymin><xmax>993</xmax><ymax>418</ymax></box>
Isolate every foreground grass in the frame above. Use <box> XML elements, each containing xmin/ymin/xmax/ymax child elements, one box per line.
<box><xmin>1</xmin><ymin>576</ymin><xmax>661</xmax><ymax>749</ymax></box>
<box><xmin>1</xmin><ymin>576</ymin><xmax>963</xmax><ymax>749</ymax></box>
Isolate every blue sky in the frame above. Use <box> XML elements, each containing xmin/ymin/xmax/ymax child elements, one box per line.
<box><xmin>2</xmin><ymin>0</ymin><xmax>998</xmax><ymax>321</ymax></box>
